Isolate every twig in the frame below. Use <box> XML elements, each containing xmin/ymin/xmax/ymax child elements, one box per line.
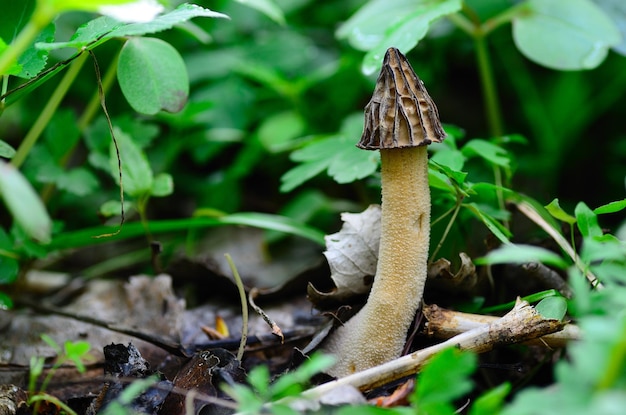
<box><xmin>248</xmin><ymin>287</ymin><xmax>284</xmax><ymax>343</ymax></box>
<box><xmin>423</xmin><ymin>304</ymin><xmax>580</xmax><ymax>349</ymax></box>
<box><xmin>224</xmin><ymin>254</ymin><xmax>248</xmax><ymax>361</ymax></box>
<box><xmin>299</xmin><ymin>299</ymin><xmax>563</xmax><ymax>401</ymax></box>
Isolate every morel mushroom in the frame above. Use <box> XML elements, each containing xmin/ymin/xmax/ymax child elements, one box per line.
<box><xmin>322</xmin><ymin>47</ymin><xmax>445</xmax><ymax>377</ymax></box>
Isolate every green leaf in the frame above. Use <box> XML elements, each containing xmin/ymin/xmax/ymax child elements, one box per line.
<box><xmin>0</xmin><ymin>140</ymin><xmax>16</xmax><ymax>158</ymax></box>
<box><xmin>37</xmin><ymin>4</ymin><xmax>229</xmax><ymax>51</ymax></box>
<box><xmin>0</xmin><ymin>161</ymin><xmax>52</xmax><ymax>243</ymax></box>
<box><xmin>475</xmin><ymin>244</ymin><xmax>569</xmax><ymax>268</ymax></box>
<box><xmin>48</xmin><ymin>213</ymin><xmax>326</xmax><ymax>251</ymax></box>
<box><xmin>596</xmin><ymin>0</ymin><xmax>626</xmax><ymax>55</ymax></box>
<box><xmin>109</xmin><ymin>128</ymin><xmax>153</xmax><ymax>197</ymax></box>
<box><xmin>414</xmin><ymin>348</ymin><xmax>476</xmax><ymax>414</ymax></box>
<box><xmin>481</xmin><ymin>290</ymin><xmax>562</xmax><ymax>313</ymax></box>
<box><xmin>464</xmin><ymin>203</ymin><xmax>512</xmax><ymax>244</ymax></box>
<box><xmin>0</xmin><ymin>292</ymin><xmax>13</xmax><ymax>309</ymax></box>
<box><xmin>38</xmin><ymin>16</ymin><xmax>123</xmax><ymax>51</ymax></box>
<box><xmin>281</xmin><ymin>114</ymin><xmax>380</xmax><ymax>192</ymax></box>
<box><xmin>15</xmin><ymin>23</ymin><xmax>55</xmax><ymax>79</ymax></box>
<box><xmin>56</xmin><ymin>168</ymin><xmax>99</xmax><ymax>196</ymax></box>
<box><xmin>150</xmin><ymin>173</ymin><xmax>173</xmax><ymax>197</ymax></box>
<box><xmin>0</xmin><ymin>38</ymin><xmax>22</xmax><ymax>75</ymax></box>
<box><xmin>512</xmin><ymin>0</ymin><xmax>621</xmax><ymax>70</ymax></box>
<box><xmin>461</xmin><ymin>139</ymin><xmax>511</xmax><ymax>169</ymax></box>
<box><xmin>117</xmin><ymin>37</ymin><xmax>189</xmax><ymax>115</ymax></box>
<box><xmin>257</xmin><ymin>111</ymin><xmax>306</xmax><ymax>153</ymax></box>
<box><xmin>0</xmin><ymin>243</ymin><xmax>19</xmax><ymax>284</ymax></box>
<box><xmin>594</xmin><ymin>198</ymin><xmax>626</xmax><ymax>215</ymax></box>
<box><xmin>535</xmin><ymin>296</ymin><xmax>568</xmax><ymax>320</ymax></box>
<box><xmin>336</xmin><ymin>0</ymin><xmax>462</xmax><ymax>74</ymax></box>
<box><xmin>469</xmin><ymin>383</ymin><xmax>511</xmax><ymax>415</ymax></box>
<box><xmin>575</xmin><ymin>202</ymin><xmax>603</xmax><ymax>238</ymax></box>
<box><xmin>545</xmin><ymin>198</ymin><xmax>577</xmax><ymax>224</ymax></box>
<box><xmin>233</xmin><ymin>0</ymin><xmax>285</xmax><ymax>25</ymax></box>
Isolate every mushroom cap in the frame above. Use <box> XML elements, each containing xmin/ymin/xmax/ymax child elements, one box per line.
<box><xmin>357</xmin><ymin>47</ymin><xmax>446</xmax><ymax>150</ymax></box>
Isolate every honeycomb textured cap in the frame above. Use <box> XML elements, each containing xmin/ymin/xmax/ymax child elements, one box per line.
<box><xmin>358</xmin><ymin>47</ymin><xmax>446</xmax><ymax>150</ymax></box>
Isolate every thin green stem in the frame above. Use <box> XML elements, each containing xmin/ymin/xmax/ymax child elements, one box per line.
<box><xmin>10</xmin><ymin>51</ymin><xmax>88</xmax><ymax>168</ymax></box>
<box><xmin>475</xmin><ymin>33</ymin><xmax>503</xmax><ymax>137</ymax></box>
<box><xmin>481</xmin><ymin>2</ymin><xmax>530</xmax><ymax>37</ymax></box>
<box><xmin>446</xmin><ymin>12</ymin><xmax>475</xmax><ymax>36</ymax></box>
<box><xmin>29</xmin><ymin>393</ymin><xmax>78</xmax><ymax>415</ymax></box>
<box><xmin>429</xmin><ymin>195</ymin><xmax>463</xmax><ymax>264</ymax></box>
<box><xmin>225</xmin><ymin>254</ymin><xmax>248</xmax><ymax>361</ymax></box>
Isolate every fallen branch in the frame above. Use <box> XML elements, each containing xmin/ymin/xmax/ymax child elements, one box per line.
<box><xmin>423</xmin><ymin>304</ymin><xmax>580</xmax><ymax>349</ymax></box>
<box><xmin>298</xmin><ymin>299</ymin><xmax>564</xmax><ymax>405</ymax></box>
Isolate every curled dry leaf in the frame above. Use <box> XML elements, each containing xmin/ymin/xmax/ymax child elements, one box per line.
<box><xmin>309</xmin><ymin>205</ymin><xmax>479</xmax><ymax>306</ymax></box>
<box><xmin>309</xmin><ymin>205</ymin><xmax>381</xmax><ymax>304</ymax></box>
<box><xmin>427</xmin><ymin>252</ymin><xmax>478</xmax><ymax>292</ymax></box>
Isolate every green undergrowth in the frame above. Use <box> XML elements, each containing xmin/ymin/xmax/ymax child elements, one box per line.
<box><xmin>1</xmin><ymin>0</ymin><xmax>626</xmax><ymax>413</ymax></box>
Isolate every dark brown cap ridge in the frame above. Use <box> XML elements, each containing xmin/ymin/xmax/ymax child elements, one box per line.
<box><xmin>358</xmin><ymin>47</ymin><xmax>446</xmax><ymax>150</ymax></box>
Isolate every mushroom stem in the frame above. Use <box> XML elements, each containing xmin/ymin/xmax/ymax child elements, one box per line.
<box><xmin>323</xmin><ymin>145</ymin><xmax>430</xmax><ymax>376</ymax></box>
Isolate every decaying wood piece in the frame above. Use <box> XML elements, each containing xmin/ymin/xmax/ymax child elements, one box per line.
<box><xmin>423</xmin><ymin>304</ymin><xmax>580</xmax><ymax>348</ymax></box>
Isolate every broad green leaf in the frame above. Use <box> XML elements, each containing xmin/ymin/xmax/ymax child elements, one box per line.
<box><xmin>575</xmin><ymin>202</ymin><xmax>603</xmax><ymax>238</ymax></box>
<box><xmin>0</xmin><ymin>2</ymin><xmax>35</xmax><ymax>45</ymax></box>
<box><xmin>150</xmin><ymin>173</ymin><xmax>173</xmax><ymax>197</ymax></box>
<box><xmin>596</xmin><ymin>0</ymin><xmax>626</xmax><ymax>55</ymax></box>
<box><xmin>0</xmin><ymin>162</ymin><xmax>52</xmax><ymax>243</ymax></box>
<box><xmin>414</xmin><ymin>348</ymin><xmax>476</xmax><ymax>414</ymax></box>
<box><xmin>475</xmin><ymin>244</ymin><xmax>569</xmax><ymax>268</ymax></box>
<box><xmin>512</xmin><ymin>0</ymin><xmax>621</xmax><ymax>70</ymax></box>
<box><xmin>0</xmin><ymin>39</ymin><xmax>22</xmax><ymax>75</ymax></box>
<box><xmin>109</xmin><ymin>128</ymin><xmax>153</xmax><ymax>196</ymax></box>
<box><xmin>461</xmin><ymin>139</ymin><xmax>511</xmax><ymax>169</ymax></box>
<box><xmin>0</xmin><ymin>292</ymin><xmax>13</xmax><ymax>309</ymax></box>
<box><xmin>257</xmin><ymin>111</ymin><xmax>306</xmax><ymax>153</ymax></box>
<box><xmin>428</xmin><ymin>168</ymin><xmax>457</xmax><ymax>194</ymax></box>
<box><xmin>15</xmin><ymin>23</ymin><xmax>55</xmax><ymax>79</ymax></box>
<box><xmin>280</xmin><ymin>158</ymin><xmax>331</xmax><ymax>193</ymax></box>
<box><xmin>594</xmin><ymin>198</ymin><xmax>626</xmax><ymax>215</ymax></box>
<box><xmin>44</xmin><ymin>110</ymin><xmax>81</xmax><ymax>161</ymax></box>
<box><xmin>545</xmin><ymin>198</ymin><xmax>577</xmax><ymax>224</ymax></box>
<box><xmin>0</xmin><ymin>229</ymin><xmax>18</xmax><ymax>285</ymax></box>
<box><xmin>336</xmin><ymin>0</ymin><xmax>462</xmax><ymax>74</ymax></box>
<box><xmin>37</xmin><ymin>16</ymin><xmax>123</xmax><ymax>51</ymax></box>
<box><xmin>430</xmin><ymin>159</ymin><xmax>468</xmax><ymax>187</ymax></box>
<box><xmin>281</xmin><ymin>114</ymin><xmax>380</xmax><ymax>192</ymax></box>
<box><xmin>469</xmin><ymin>383</ymin><xmax>511</xmax><ymax>415</ymax></box>
<box><xmin>535</xmin><ymin>296</ymin><xmax>568</xmax><ymax>320</ymax></box>
<box><xmin>37</xmin><ymin>4</ymin><xmax>229</xmax><ymax>51</ymax></box>
<box><xmin>234</xmin><ymin>0</ymin><xmax>285</xmax><ymax>25</ymax></box>
<box><xmin>0</xmin><ymin>140</ymin><xmax>16</xmax><ymax>158</ymax></box>
<box><xmin>55</xmin><ymin>168</ymin><xmax>99</xmax><ymax>196</ymax></box>
<box><xmin>431</xmin><ymin>146</ymin><xmax>466</xmax><ymax>171</ymax></box>
<box><xmin>0</xmin><ymin>256</ymin><xmax>19</xmax><ymax>285</ymax></box>
<box><xmin>118</xmin><ymin>37</ymin><xmax>188</xmax><ymax>115</ymax></box>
